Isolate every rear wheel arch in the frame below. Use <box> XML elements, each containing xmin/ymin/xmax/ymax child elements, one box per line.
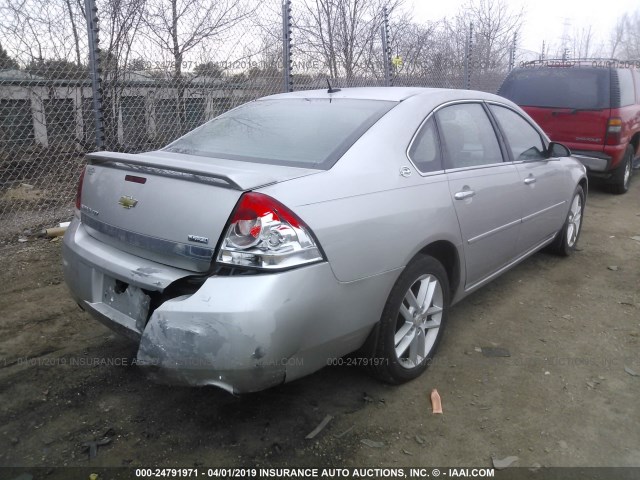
<box><xmin>578</xmin><ymin>176</ymin><xmax>588</xmax><ymax>197</ymax></box>
<box><xmin>357</xmin><ymin>240</ymin><xmax>460</xmax><ymax>362</ymax></box>
<box><xmin>629</xmin><ymin>133</ymin><xmax>640</xmax><ymax>157</ymax></box>
<box><xmin>416</xmin><ymin>240</ymin><xmax>461</xmax><ymax>301</ymax></box>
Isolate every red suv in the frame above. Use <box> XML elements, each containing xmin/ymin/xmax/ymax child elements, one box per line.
<box><xmin>499</xmin><ymin>60</ymin><xmax>640</xmax><ymax>193</ymax></box>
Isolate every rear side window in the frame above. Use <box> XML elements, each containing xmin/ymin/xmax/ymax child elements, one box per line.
<box><xmin>617</xmin><ymin>69</ymin><xmax>635</xmax><ymax>107</ymax></box>
<box><xmin>499</xmin><ymin>67</ymin><xmax>611</xmax><ymax>110</ymax></box>
<box><xmin>489</xmin><ymin>105</ymin><xmax>546</xmax><ymax>161</ymax></box>
<box><xmin>164</xmin><ymin>98</ymin><xmax>395</xmax><ymax>169</ymax></box>
<box><xmin>408</xmin><ymin>117</ymin><xmax>442</xmax><ymax>173</ymax></box>
<box><xmin>436</xmin><ymin>103</ymin><xmax>503</xmax><ymax>169</ymax></box>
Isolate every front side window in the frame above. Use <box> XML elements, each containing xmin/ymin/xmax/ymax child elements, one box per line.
<box><xmin>489</xmin><ymin>105</ymin><xmax>546</xmax><ymax>161</ymax></box>
<box><xmin>408</xmin><ymin>117</ymin><xmax>442</xmax><ymax>173</ymax></box>
<box><xmin>436</xmin><ymin>103</ymin><xmax>503</xmax><ymax>169</ymax></box>
<box><xmin>164</xmin><ymin>98</ymin><xmax>395</xmax><ymax>169</ymax></box>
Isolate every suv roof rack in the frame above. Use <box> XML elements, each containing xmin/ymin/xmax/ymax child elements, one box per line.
<box><xmin>520</xmin><ymin>58</ymin><xmax>639</xmax><ymax>67</ymax></box>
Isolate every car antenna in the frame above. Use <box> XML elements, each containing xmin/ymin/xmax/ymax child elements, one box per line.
<box><xmin>327</xmin><ymin>79</ymin><xmax>341</xmax><ymax>94</ymax></box>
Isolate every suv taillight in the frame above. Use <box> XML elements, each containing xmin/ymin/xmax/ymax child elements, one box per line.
<box><xmin>75</xmin><ymin>166</ymin><xmax>86</xmax><ymax>210</ymax></box>
<box><xmin>217</xmin><ymin>192</ymin><xmax>324</xmax><ymax>270</ymax></box>
<box><xmin>605</xmin><ymin>117</ymin><xmax>622</xmax><ymax>145</ymax></box>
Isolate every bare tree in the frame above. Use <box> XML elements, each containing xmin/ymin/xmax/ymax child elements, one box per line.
<box><xmin>142</xmin><ymin>0</ymin><xmax>252</xmax><ymax>78</ymax></box>
<box><xmin>100</xmin><ymin>0</ymin><xmax>147</xmax><ymax>75</ymax></box>
<box><xmin>0</xmin><ymin>0</ymin><xmax>86</xmax><ymax>67</ymax></box>
<box><xmin>296</xmin><ymin>0</ymin><xmax>339</xmax><ymax>78</ymax></box>
<box><xmin>383</xmin><ymin>17</ymin><xmax>461</xmax><ymax>86</ymax></box>
<box><xmin>620</xmin><ymin>11</ymin><xmax>640</xmax><ymax>59</ymax></box>
<box><xmin>569</xmin><ymin>25</ymin><xmax>596</xmax><ymax>59</ymax></box>
<box><xmin>609</xmin><ymin>14</ymin><xmax>626</xmax><ymax>58</ymax></box>
<box><xmin>386</xmin><ymin>16</ymin><xmax>438</xmax><ymax>76</ymax></box>
<box><xmin>0</xmin><ymin>41</ymin><xmax>19</xmax><ymax>69</ymax></box>
<box><xmin>462</xmin><ymin>0</ymin><xmax>522</xmax><ymax>72</ymax></box>
<box><xmin>64</xmin><ymin>0</ymin><xmax>83</xmax><ymax>67</ymax></box>
<box><xmin>93</xmin><ymin>0</ymin><xmax>148</xmax><ymax>148</ymax></box>
<box><xmin>442</xmin><ymin>13</ymin><xmax>471</xmax><ymax>67</ymax></box>
<box><xmin>296</xmin><ymin>0</ymin><xmax>403</xmax><ymax>82</ymax></box>
<box><xmin>574</xmin><ymin>27</ymin><xmax>591</xmax><ymax>59</ymax></box>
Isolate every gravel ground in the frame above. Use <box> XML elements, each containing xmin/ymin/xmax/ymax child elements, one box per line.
<box><xmin>0</xmin><ymin>179</ymin><xmax>639</xmax><ymax>479</ymax></box>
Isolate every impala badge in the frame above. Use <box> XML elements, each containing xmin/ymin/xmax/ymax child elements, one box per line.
<box><xmin>188</xmin><ymin>234</ymin><xmax>209</xmax><ymax>244</ymax></box>
<box><xmin>118</xmin><ymin>195</ymin><xmax>138</xmax><ymax>209</ymax></box>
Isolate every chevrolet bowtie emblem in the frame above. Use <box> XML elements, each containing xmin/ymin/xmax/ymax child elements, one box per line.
<box><xmin>118</xmin><ymin>195</ymin><xmax>138</xmax><ymax>209</ymax></box>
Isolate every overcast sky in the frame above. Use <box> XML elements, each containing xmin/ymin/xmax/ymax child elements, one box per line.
<box><xmin>408</xmin><ymin>0</ymin><xmax>639</xmax><ymax>56</ymax></box>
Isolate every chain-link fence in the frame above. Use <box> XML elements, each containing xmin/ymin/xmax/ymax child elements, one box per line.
<box><xmin>0</xmin><ymin>0</ymin><xmax>519</xmax><ymax>239</ymax></box>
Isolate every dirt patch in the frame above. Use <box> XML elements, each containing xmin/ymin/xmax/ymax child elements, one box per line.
<box><xmin>0</xmin><ymin>181</ymin><xmax>639</xmax><ymax>476</ymax></box>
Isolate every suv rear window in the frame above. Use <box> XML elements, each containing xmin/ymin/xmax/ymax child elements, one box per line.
<box><xmin>499</xmin><ymin>67</ymin><xmax>611</xmax><ymax>110</ymax></box>
<box><xmin>164</xmin><ymin>98</ymin><xmax>395</xmax><ymax>169</ymax></box>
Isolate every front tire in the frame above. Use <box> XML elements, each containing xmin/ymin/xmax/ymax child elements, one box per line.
<box><xmin>609</xmin><ymin>145</ymin><xmax>633</xmax><ymax>194</ymax></box>
<box><xmin>548</xmin><ymin>185</ymin><xmax>585</xmax><ymax>256</ymax></box>
<box><xmin>370</xmin><ymin>255</ymin><xmax>449</xmax><ymax>384</ymax></box>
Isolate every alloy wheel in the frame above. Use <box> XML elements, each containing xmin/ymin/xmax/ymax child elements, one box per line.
<box><xmin>394</xmin><ymin>274</ymin><xmax>443</xmax><ymax>369</ymax></box>
<box><xmin>566</xmin><ymin>193</ymin><xmax>582</xmax><ymax>248</ymax></box>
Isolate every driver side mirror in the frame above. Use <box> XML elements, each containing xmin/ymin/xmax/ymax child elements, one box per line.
<box><xmin>548</xmin><ymin>142</ymin><xmax>571</xmax><ymax>158</ymax></box>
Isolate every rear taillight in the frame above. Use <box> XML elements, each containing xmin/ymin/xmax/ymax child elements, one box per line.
<box><xmin>217</xmin><ymin>192</ymin><xmax>323</xmax><ymax>270</ymax></box>
<box><xmin>605</xmin><ymin>117</ymin><xmax>622</xmax><ymax>145</ymax></box>
<box><xmin>75</xmin><ymin>166</ymin><xmax>86</xmax><ymax>210</ymax></box>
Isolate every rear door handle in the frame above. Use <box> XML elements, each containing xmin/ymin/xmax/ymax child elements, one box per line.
<box><xmin>524</xmin><ymin>176</ymin><xmax>537</xmax><ymax>185</ymax></box>
<box><xmin>454</xmin><ymin>190</ymin><xmax>476</xmax><ymax>200</ymax></box>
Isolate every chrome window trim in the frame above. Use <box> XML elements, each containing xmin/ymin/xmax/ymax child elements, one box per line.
<box><xmin>433</xmin><ymin>100</ymin><xmax>510</xmax><ymax>171</ymax></box>
<box><xmin>406</xmin><ymin>99</ymin><xmax>497</xmax><ymax>176</ymax></box>
<box><xmin>405</xmin><ymin>111</ymin><xmax>445</xmax><ymax>177</ymax></box>
<box><xmin>407</xmin><ymin>99</ymin><xmax>546</xmax><ymax>174</ymax></box>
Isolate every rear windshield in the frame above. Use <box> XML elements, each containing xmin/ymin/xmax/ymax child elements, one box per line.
<box><xmin>499</xmin><ymin>67</ymin><xmax>611</xmax><ymax>110</ymax></box>
<box><xmin>164</xmin><ymin>98</ymin><xmax>395</xmax><ymax>169</ymax></box>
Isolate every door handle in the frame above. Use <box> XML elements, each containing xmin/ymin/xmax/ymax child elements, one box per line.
<box><xmin>524</xmin><ymin>176</ymin><xmax>537</xmax><ymax>185</ymax></box>
<box><xmin>454</xmin><ymin>190</ymin><xmax>476</xmax><ymax>200</ymax></box>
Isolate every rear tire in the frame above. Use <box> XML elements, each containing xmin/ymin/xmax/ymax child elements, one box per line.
<box><xmin>370</xmin><ymin>255</ymin><xmax>449</xmax><ymax>384</ymax></box>
<box><xmin>548</xmin><ymin>185</ymin><xmax>585</xmax><ymax>256</ymax></box>
<box><xmin>609</xmin><ymin>145</ymin><xmax>633</xmax><ymax>194</ymax></box>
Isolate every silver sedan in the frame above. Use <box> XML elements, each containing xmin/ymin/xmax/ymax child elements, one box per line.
<box><xmin>63</xmin><ymin>87</ymin><xmax>587</xmax><ymax>393</ymax></box>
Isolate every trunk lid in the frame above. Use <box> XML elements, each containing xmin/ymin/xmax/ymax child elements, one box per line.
<box><xmin>80</xmin><ymin>151</ymin><xmax>320</xmax><ymax>272</ymax></box>
<box><xmin>522</xmin><ymin>106</ymin><xmax>610</xmax><ymax>151</ymax></box>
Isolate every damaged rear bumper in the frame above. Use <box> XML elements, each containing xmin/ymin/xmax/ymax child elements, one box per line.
<box><xmin>135</xmin><ymin>286</ymin><xmax>291</xmax><ymax>393</ymax></box>
<box><xmin>63</xmin><ymin>218</ymin><xmax>387</xmax><ymax>393</ymax></box>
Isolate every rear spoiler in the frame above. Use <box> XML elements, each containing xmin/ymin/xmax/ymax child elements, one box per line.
<box><xmin>86</xmin><ymin>151</ymin><xmax>244</xmax><ymax>190</ymax></box>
